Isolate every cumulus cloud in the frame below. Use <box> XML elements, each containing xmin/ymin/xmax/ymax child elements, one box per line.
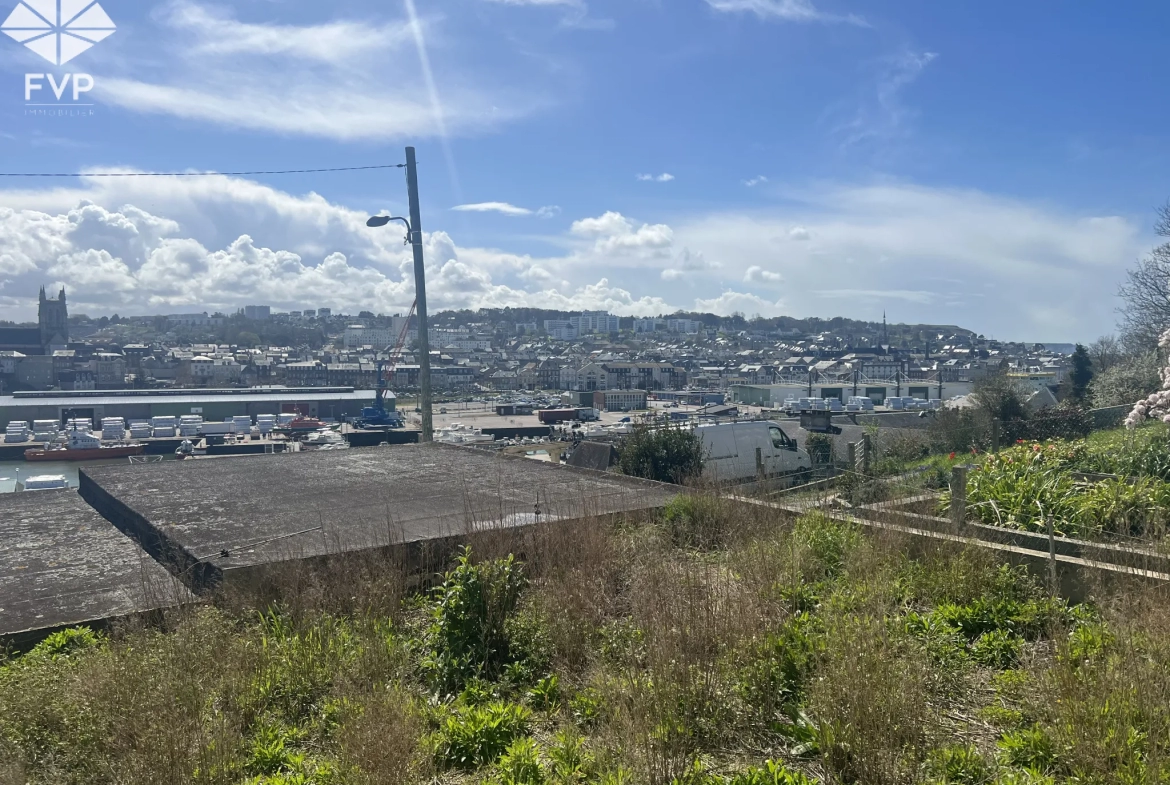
<box><xmin>745</xmin><ymin>265</ymin><xmax>782</xmax><ymax>284</ymax></box>
<box><xmin>636</xmin><ymin>173</ymin><xmax>675</xmax><ymax>182</ymax></box>
<box><xmin>695</xmin><ymin>290</ymin><xmax>786</xmax><ymax>317</ymax></box>
<box><xmin>570</xmin><ymin>212</ymin><xmax>674</xmax><ymax>256</ymax></box>
<box><xmin>0</xmin><ymin>175</ymin><xmax>1145</xmax><ymax>340</ymax></box>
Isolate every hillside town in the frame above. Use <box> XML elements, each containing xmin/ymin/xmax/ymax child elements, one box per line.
<box><xmin>0</xmin><ymin>292</ymin><xmax>1082</xmax><ymax>408</ymax></box>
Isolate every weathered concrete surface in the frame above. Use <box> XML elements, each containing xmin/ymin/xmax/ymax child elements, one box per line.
<box><xmin>0</xmin><ymin>490</ymin><xmax>195</xmax><ymax>641</ymax></box>
<box><xmin>81</xmin><ymin>444</ymin><xmax>677</xmax><ymax>590</ymax></box>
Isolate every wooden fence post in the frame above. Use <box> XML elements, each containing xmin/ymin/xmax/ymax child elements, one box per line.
<box><xmin>861</xmin><ymin>434</ymin><xmax>872</xmax><ymax>476</ymax></box>
<box><xmin>949</xmin><ymin>466</ymin><xmax>967</xmax><ymax>527</ymax></box>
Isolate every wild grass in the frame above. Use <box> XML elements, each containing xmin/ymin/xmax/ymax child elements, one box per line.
<box><xmin>3</xmin><ymin>492</ymin><xmax>1170</xmax><ymax>784</ymax></box>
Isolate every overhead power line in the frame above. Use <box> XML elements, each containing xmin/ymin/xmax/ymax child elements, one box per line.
<box><xmin>0</xmin><ymin>164</ymin><xmax>406</xmax><ymax>178</ymax></box>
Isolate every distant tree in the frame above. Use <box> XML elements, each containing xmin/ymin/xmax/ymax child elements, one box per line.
<box><xmin>972</xmin><ymin>372</ymin><xmax>1028</xmax><ymax>423</ymax></box>
<box><xmin>1118</xmin><ymin>202</ymin><xmax>1170</xmax><ymax>350</ymax></box>
<box><xmin>1089</xmin><ymin>334</ymin><xmax>1123</xmax><ymax>373</ymax></box>
<box><xmin>618</xmin><ymin>425</ymin><xmax>704</xmax><ymax>485</ymax></box>
<box><xmin>1090</xmin><ymin>351</ymin><xmax>1162</xmax><ymax>409</ymax></box>
<box><xmin>1065</xmin><ymin>344</ymin><xmax>1093</xmax><ymax>403</ymax></box>
<box><xmin>237</xmin><ymin>331</ymin><xmax>261</xmax><ymax>348</ymax></box>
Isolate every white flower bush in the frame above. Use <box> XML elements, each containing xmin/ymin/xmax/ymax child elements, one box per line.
<box><xmin>1126</xmin><ymin>328</ymin><xmax>1170</xmax><ymax>428</ymax></box>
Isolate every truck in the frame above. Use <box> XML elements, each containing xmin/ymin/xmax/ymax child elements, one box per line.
<box><xmin>539</xmin><ymin>408</ymin><xmax>585</xmax><ymax>425</ymax></box>
<box><xmin>696</xmin><ymin>421</ymin><xmax>812</xmax><ymax>485</ymax></box>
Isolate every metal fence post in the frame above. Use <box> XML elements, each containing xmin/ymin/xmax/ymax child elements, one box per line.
<box><xmin>1046</xmin><ymin>516</ymin><xmax>1058</xmax><ymax>595</ymax></box>
<box><xmin>949</xmin><ymin>466</ymin><xmax>967</xmax><ymax>527</ymax></box>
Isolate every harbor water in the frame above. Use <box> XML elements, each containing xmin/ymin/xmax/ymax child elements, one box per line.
<box><xmin>0</xmin><ymin>457</ymin><xmax>174</xmax><ymax>493</ymax></box>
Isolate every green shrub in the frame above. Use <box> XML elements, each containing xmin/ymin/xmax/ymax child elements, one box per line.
<box><xmin>735</xmin><ymin>613</ymin><xmax>817</xmax><ymax>728</ymax></box>
<box><xmin>493</xmin><ymin>737</ymin><xmax>545</xmax><ymax>785</ymax></box>
<box><xmin>970</xmin><ymin>630</ymin><xmax>1023</xmax><ymax>669</ymax></box>
<box><xmin>433</xmin><ymin>701</ymin><xmax>532</xmax><ymax>770</ymax></box>
<box><xmin>526</xmin><ymin>673</ymin><xmax>561</xmax><ymax>711</ymax></box>
<box><xmin>568</xmin><ymin>687</ymin><xmax>605</xmax><ymax>728</ymax></box>
<box><xmin>925</xmin><ymin>744</ymin><xmax>993</xmax><ymax>784</ymax></box>
<box><xmin>996</xmin><ymin>727</ymin><xmax>1057</xmax><ymax>772</ymax></box>
<box><xmin>663</xmin><ymin>495</ymin><xmax>728</xmax><ymax>549</ymax></box>
<box><xmin>793</xmin><ymin>513</ymin><xmax>860</xmax><ymax>579</ymax></box>
<box><xmin>670</xmin><ymin>759</ymin><xmax>815</xmax><ymax>785</ymax></box>
<box><xmin>729</xmin><ymin>760</ymin><xmax>816</xmax><ymax>785</ymax></box>
<box><xmin>423</xmin><ymin>548</ymin><xmax>528</xmax><ymax>694</ymax></box>
<box><xmin>546</xmin><ymin>729</ymin><xmax>594</xmax><ymax>783</ymax></box>
<box><xmin>23</xmin><ymin>627</ymin><xmax>102</xmax><ymax>661</ymax></box>
<box><xmin>619</xmin><ymin>425</ymin><xmax>704</xmax><ymax>484</ymax></box>
<box><xmin>1059</xmin><ymin>621</ymin><xmax>1115</xmax><ymax>669</ymax></box>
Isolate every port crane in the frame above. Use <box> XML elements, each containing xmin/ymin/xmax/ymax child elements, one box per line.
<box><xmin>356</xmin><ymin>301</ymin><xmax>416</xmax><ymax>428</ymax></box>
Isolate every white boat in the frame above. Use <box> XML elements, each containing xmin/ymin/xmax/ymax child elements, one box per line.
<box><xmin>303</xmin><ymin>429</ymin><xmax>347</xmax><ymax>448</ymax></box>
<box><xmin>18</xmin><ymin>474</ymin><xmax>69</xmax><ymax>491</ymax></box>
<box><xmin>435</xmin><ymin>423</ymin><xmax>495</xmax><ymax>444</ymax></box>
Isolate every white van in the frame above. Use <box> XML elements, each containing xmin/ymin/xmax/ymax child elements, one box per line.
<box><xmin>697</xmin><ymin>421</ymin><xmax>812</xmax><ymax>485</ymax></box>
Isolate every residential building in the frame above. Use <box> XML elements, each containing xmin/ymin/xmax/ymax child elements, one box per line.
<box><xmin>244</xmin><ymin>305</ymin><xmax>271</xmax><ymax>321</ymax></box>
<box><xmin>544</xmin><ymin>320</ymin><xmax>578</xmax><ymax>341</ymax></box>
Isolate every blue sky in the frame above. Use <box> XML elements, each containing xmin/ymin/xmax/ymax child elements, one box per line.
<box><xmin>0</xmin><ymin>0</ymin><xmax>1167</xmax><ymax>341</ymax></box>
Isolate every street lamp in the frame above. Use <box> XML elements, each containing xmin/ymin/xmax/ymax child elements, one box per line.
<box><xmin>367</xmin><ymin>146</ymin><xmax>433</xmax><ymax>443</ymax></box>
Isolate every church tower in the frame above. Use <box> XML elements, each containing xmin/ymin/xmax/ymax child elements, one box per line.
<box><xmin>39</xmin><ymin>286</ymin><xmax>69</xmax><ymax>350</ymax></box>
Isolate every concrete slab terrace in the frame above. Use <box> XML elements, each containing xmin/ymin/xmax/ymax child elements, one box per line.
<box><xmin>0</xmin><ymin>489</ymin><xmax>195</xmax><ymax>643</ymax></box>
<box><xmin>79</xmin><ymin>444</ymin><xmax>678</xmax><ymax>590</ymax></box>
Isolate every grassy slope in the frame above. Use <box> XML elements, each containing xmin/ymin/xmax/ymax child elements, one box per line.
<box><xmin>2</xmin><ymin>497</ymin><xmax>1169</xmax><ymax>785</ymax></box>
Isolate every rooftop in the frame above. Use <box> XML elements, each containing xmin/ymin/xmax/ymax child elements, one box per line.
<box><xmin>80</xmin><ymin>444</ymin><xmax>677</xmax><ymax>588</ymax></box>
<box><xmin>0</xmin><ymin>489</ymin><xmax>194</xmax><ymax>641</ymax></box>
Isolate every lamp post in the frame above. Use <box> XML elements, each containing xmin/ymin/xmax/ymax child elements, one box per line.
<box><xmin>367</xmin><ymin>147</ymin><xmax>433</xmax><ymax>443</ymax></box>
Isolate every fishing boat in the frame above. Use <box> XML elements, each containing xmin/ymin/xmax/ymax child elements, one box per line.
<box><xmin>17</xmin><ymin>474</ymin><xmax>70</xmax><ymax>491</ymax></box>
<box><xmin>279</xmin><ymin>417</ymin><xmax>329</xmax><ymax>432</ymax></box>
<box><xmin>25</xmin><ymin>428</ymin><xmax>145</xmax><ymax>462</ymax></box>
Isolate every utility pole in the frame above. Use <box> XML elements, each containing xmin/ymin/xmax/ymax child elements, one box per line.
<box><xmin>405</xmin><ymin>147</ymin><xmax>433</xmax><ymax>442</ymax></box>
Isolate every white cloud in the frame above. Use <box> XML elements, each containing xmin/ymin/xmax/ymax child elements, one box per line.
<box><xmin>452</xmin><ymin>202</ymin><xmax>534</xmax><ymax>216</ymax></box>
<box><xmin>705</xmin><ymin>0</ymin><xmax>866</xmax><ymax>26</ymax></box>
<box><xmin>91</xmin><ymin>1</ymin><xmax>529</xmax><ymax>141</ymax></box>
<box><xmin>835</xmin><ymin>50</ymin><xmax>939</xmax><ymax>149</ymax></box>
<box><xmin>570</xmin><ymin>211</ymin><xmax>674</xmax><ymax>256</ymax></box>
<box><xmin>744</xmin><ymin>175</ymin><xmax>769</xmax><ymax>187</ymax></box>
<box><xmin>536</xmin><ymin>206</ymin><xmax>562</xmax><ymax>219</ymax></box>
<box><xmin>695</xmin><ymin>290</ymin><xmax>786</xmax><ymax>317</ymax></box>
<box><xmin>745</xmin><ymin>265</ymin><xmax>782</xmax><ymax>283</ymax></box>
<box><xmin>637</xmin><ymin>173</ymin><xmax>675</xmax><ymax>182</ymax></box>
<box><xmin>0</xmin><ymin>176</ymin><xmax>1145</xmax><ymax>341</ymax></box>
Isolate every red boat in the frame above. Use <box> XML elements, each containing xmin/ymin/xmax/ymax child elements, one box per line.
<box><xmin>25</xmin><ymin>429</ymin><xmax>145</xmax><ymax>462</ymax></box>
<box><xmin>282</xmin><ymin>417</ymin><xmax>328</xmax><ymax>432</ymax></box>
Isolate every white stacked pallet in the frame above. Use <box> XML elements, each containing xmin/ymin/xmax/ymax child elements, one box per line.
<box><xmin>4</xmin><ymin>422</ymin><xmax>29</xmax><ymax>443</ymax></box>
<box><xmin>101</xmin><ymin>417</ymin><xmax>126</xmax><ymax>441</ymax></box>
<box><xmin>179</xmin><ymin>415</ymin><xmax>203</xmax><ymax>437</ymax></box>
<box><xmin>33</xmin><ymin>419</ymin><xmax>58</xmax><ymax>432</ymax></box>
<box><xmin>151</xmin><ymin>415</ymin><xmax>178</xmax><ymax>438</ymax></box>
<box><xmin>256</xmin><ymin>414</ymin><xmax>277</xmax><ymax>435</ymax></box>
<box><xmin>66</xmin><ymin>418</ymin><xmax>92</xmax><ymax>432</ymax></box>
<box><xmin>129</xmin><ymin>421</ymin><xmax>152</xmax><ymax>439</ymax></box>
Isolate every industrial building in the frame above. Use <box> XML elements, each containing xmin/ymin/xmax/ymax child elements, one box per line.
<box><xmin>593</xmin><ymin>389</ymin><xmax>648</xmax><ymax>412</ymax></box>
<box><xmin>0</xmin><ymin>387</ymin><xmax>382</xmax><ymax>426</ymax></box>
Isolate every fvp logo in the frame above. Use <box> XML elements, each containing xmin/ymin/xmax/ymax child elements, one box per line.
<box><xmin>2</xmin><ymin>0</ymin><xmax>115</xmax><ymax>65</ymax></box>
<box><xmin>2</xmin><ymin>0</ymin><xmax>114</xmax><ymax>113</ymax></box>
